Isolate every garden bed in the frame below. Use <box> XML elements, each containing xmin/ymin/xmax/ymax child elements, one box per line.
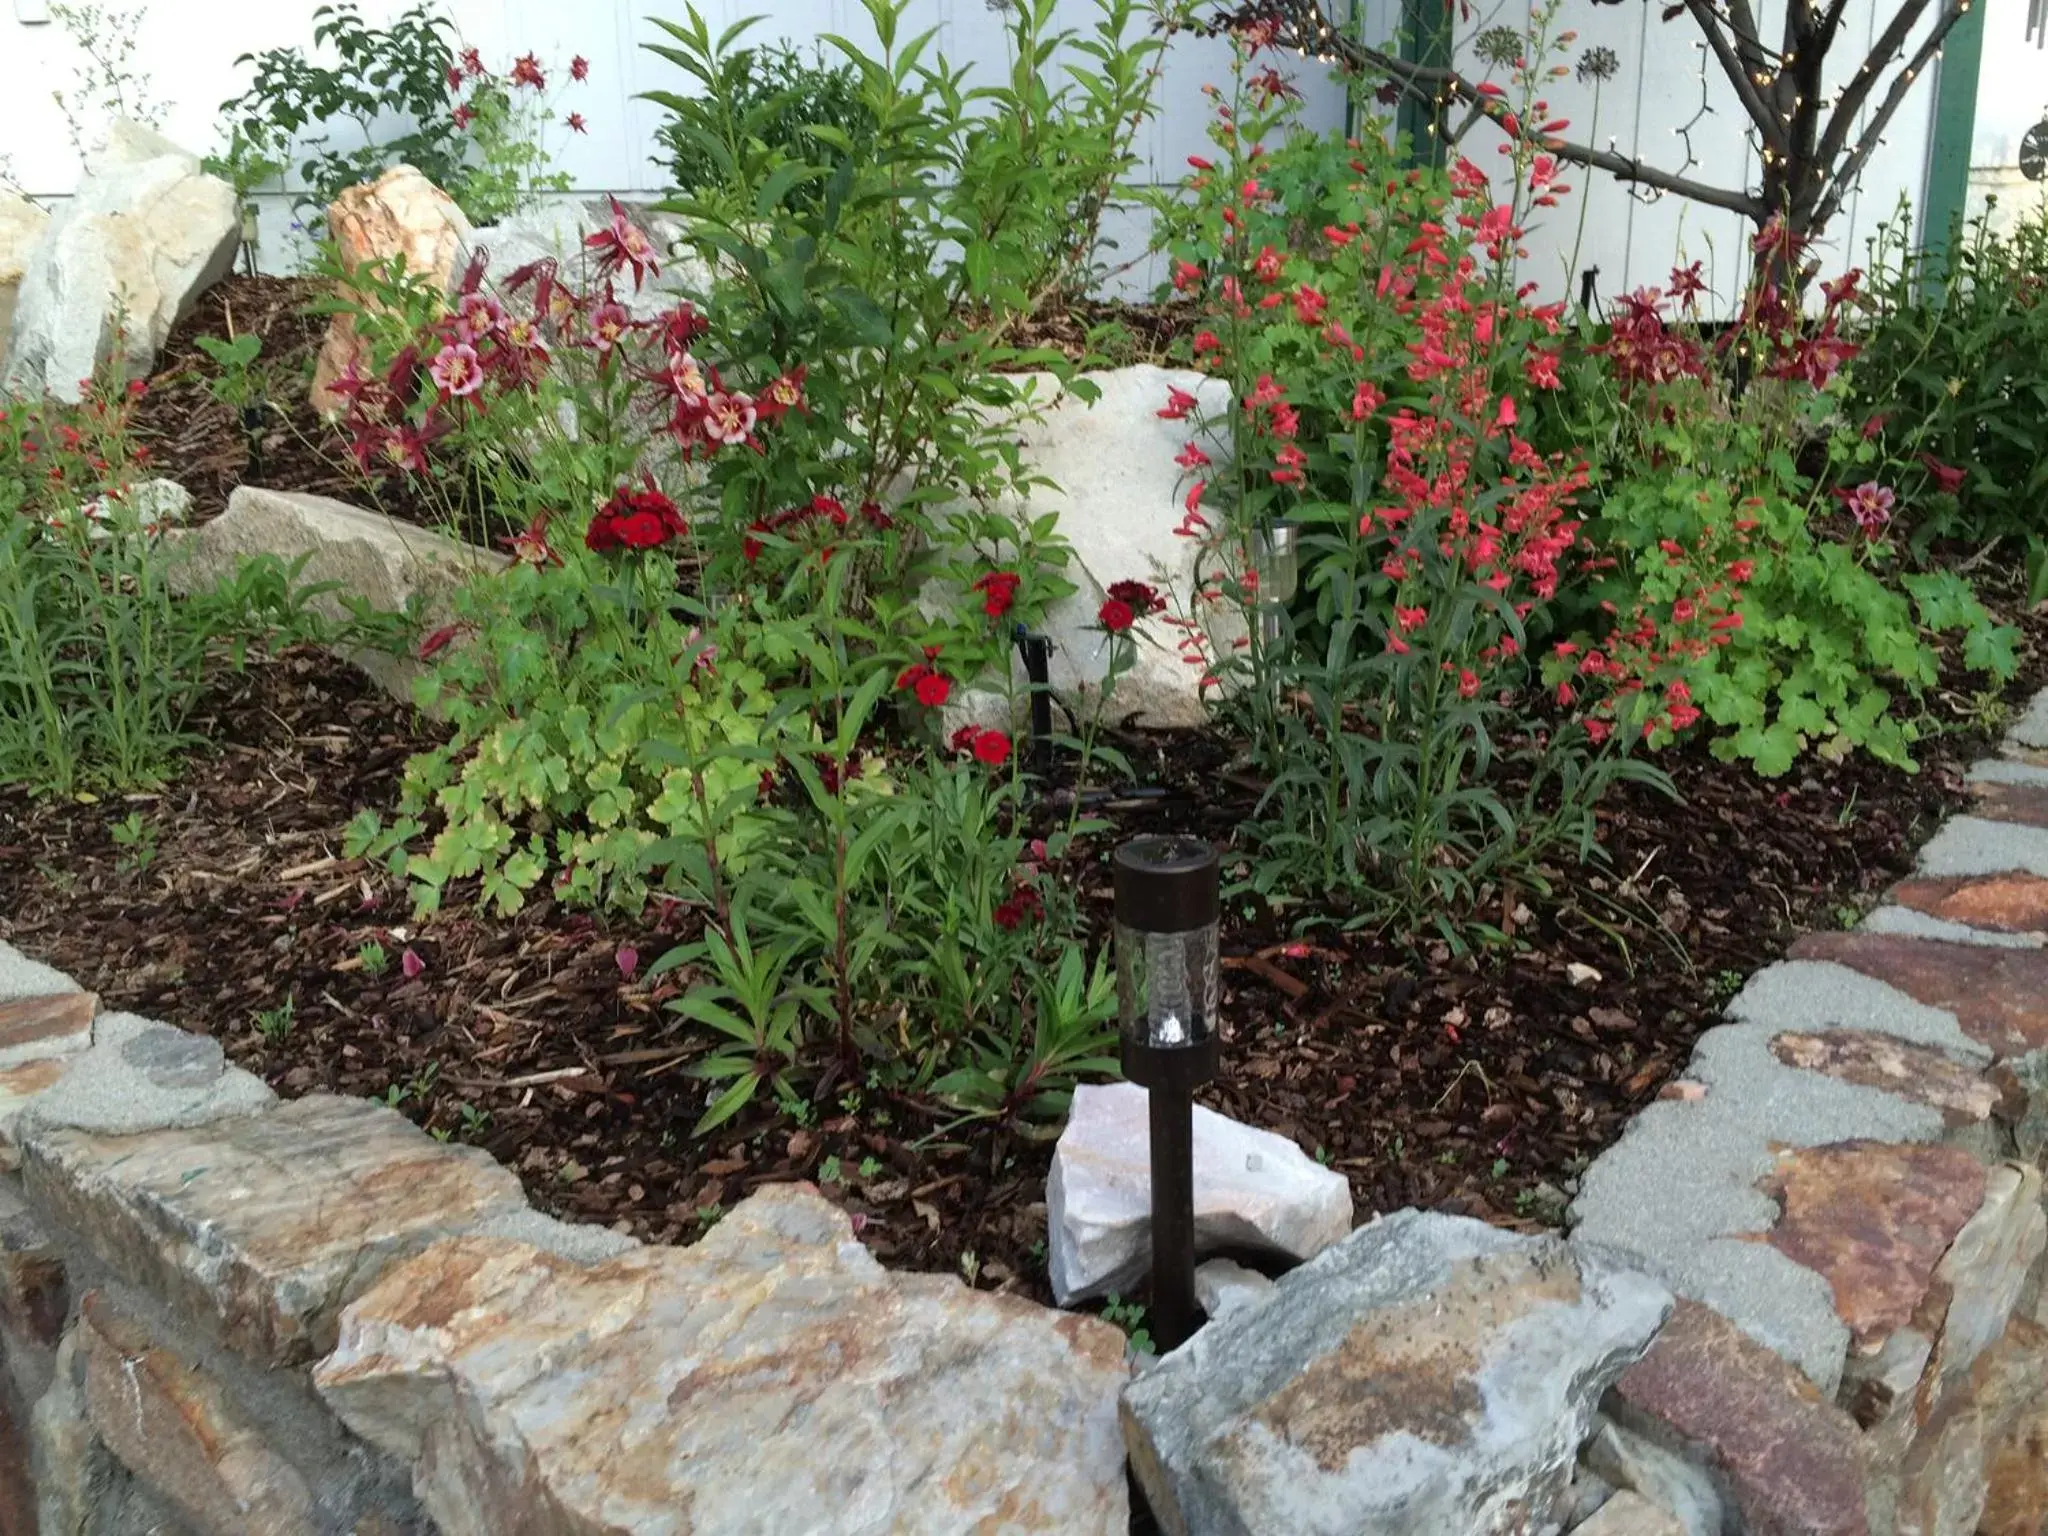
<box><xmin>4</xmin><ymin>607</ymin><xmax>2040</xmax><ymax>1305</ymax></box>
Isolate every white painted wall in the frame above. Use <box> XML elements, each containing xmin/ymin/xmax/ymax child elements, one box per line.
<box><xmin>0</xmin><ymin>0</ymin><xmax>1945</xmax><ymax>311</ymax></box>
<box><xmin>1965</xmin><ymin>0</ymin><xmax>2047</xmax><ymax>234</ymax></box>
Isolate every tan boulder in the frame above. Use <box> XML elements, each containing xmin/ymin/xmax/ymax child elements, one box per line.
<box><xmin>0</xmin><ymin>194</ymin><xmax>50</xmax><ymax>377</ymax></box>
<box><xmin>309</xmin><ymin>165</ymin><xmax>473</xmax><ymax>416</ymax></box>
<box><xmin>317</xmin><ymin>1183</ymin><xmax>1133</xmax><ymax>1535</ymax></box>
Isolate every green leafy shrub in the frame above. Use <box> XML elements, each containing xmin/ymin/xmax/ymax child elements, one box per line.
<box><xmin>210</xmin><ymin>2</ymin><xmax>584</xmax><ymax>224</ymax></box>
<box><xmin>1568</xmin><ymin>267</ymin><xmax>2017</xmax><ymax>774</ymax></box>
<box><xmin>654</xmin><ymin>38</ymin><xmax>876</xmax><ymax>216</ymax></box>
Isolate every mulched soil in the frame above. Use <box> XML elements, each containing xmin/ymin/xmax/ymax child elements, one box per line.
<box><xmin>5</xmin><ymin>590</ymin><xmax>2043</xmax><ymax>1309</ymax></box>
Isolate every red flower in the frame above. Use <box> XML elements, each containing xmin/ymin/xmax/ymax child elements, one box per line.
<box><xmin>971</xmin><ymin>570</ymin><xmax>1020</xmax><ymax>620</ymax></box>
<box><xmin>510</xmin><ymin>53</ymin><xmax>546</xmax><ymax>89</ymax></box>
<box><xmin>915</xmin><ymin>672</ymin><xmax>951</xmax><ymax>707</ymax></box>
<box><xmin>972</xmin><ymin>729</ymin><xmax>1011</xmax><ymax>766</ymax></box>
<box><xmin>1157</xmin><ymin>387</ymin><xmax>1198</xmax><ymax>421</ymax></box>
<box><xmin>1175</xmin><ymin>440</ymin><xmax>1211</xmax><ymax>470</ymax></box>
<box><xmin>1098</xmin><ymin>598</ymin><xmax>1136</xmax><ymax>633</ymax></box>
<box><xmin>453</xmin><ymin>104</ymin><xmax>475</xmax><ymax>130</ymax></box>
<box><xmin>460</xmin><ymin>46</ymin><xmax>484</xmax><ymax>76</ymax></box>
<box><xmin>1523</xmin><ymin>350</ymin><xmax>1561</xmax><ymax>391</ymax></box>
<box><xmin>584</xmin><ymin>196</ymin><xmax>661</xmax><ymax>291</ymax></box>
<box><xmin>756</xmin><ymin>366</ymin><xmax>807</xmax><ymax>421</ymax></box>
<box><xmin>570</xmin><ymin>54</ymin><xmax>590</xmax><ymax>81</ymax></box>
<box><xmin>1107</xmin><ymin>579</ymin><xmax>1165</xmax><ymax>615</ymax></box>
<box><xmin>586</xmin><ymin>481</ymin><xmax>686</xmax><ymax>552</ymax></box>
<box><xmin>502</xmin><ymin>514</ymin><xmax>562</xmax><ymax>568</ymax></box>
<box><xmin>1920</xmin><ymin>455</ymin><xmax>1966</xmax><ymax>495</ymax></box>
<box><xmin>567</xmin><ymin>113</ymin><xmax>587</xmax><ymax>134</ymax></box>
<box><xmin>993</xmin><ymin>884</ymin><xmax>1042</xmax><ymax>931</ymax></box>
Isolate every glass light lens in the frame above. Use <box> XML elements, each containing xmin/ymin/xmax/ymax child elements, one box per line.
<box><xmin>1117</xmin><ymin>920</ymin><xmax>1220</xmax><ymax>1049</ymax></box>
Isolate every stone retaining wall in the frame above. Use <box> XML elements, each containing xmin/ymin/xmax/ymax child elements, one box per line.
<box><xmin>8</xmin><ymin>697</ymin><xmax>2048</xmax><ymax>1533</ymax></box>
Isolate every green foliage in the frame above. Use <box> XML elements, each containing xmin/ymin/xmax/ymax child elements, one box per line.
<box><xmin>0</xmin><ymin>370</ymin><xmax>327</xmax><ymax>796</ymax></box>
<box><xmin>1846</xmin><ymin>204</ymin><xmax>2048</xmax><ymax>598</ymax></box>
<box><xmin>1573</xmin><ymin>330</ymin><xmax>2016</xmax><ymax>775</ymax></box>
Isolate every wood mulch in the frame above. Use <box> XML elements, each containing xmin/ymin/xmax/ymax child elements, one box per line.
<box><xmin>3</xmin><ymin>595</ymin><xmax>2040</xmax><ymax>1307</ymax></box>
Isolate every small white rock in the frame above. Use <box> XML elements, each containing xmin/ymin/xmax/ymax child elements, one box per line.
<box><xmin>1045</xmin><ymin>1081</ymin><xmax>1352</xmax><ymax>1306</ymax></box>
<box><xmin>1194</xmin><ymin>1257</ymin><xmax>1276</xmax><ymax>1320</ymax></box>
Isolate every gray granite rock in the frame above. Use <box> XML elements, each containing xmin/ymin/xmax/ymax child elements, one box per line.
<box><xmin>1120</xmin><ymin>1209</ymin><xmax>1671</xmax><ymax>1536</ymax></box>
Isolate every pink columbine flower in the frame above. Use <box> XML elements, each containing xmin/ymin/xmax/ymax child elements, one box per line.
<box><xmin>429</xmin><ymin>342</ymin><xmax>483</xmax><ymax>398</ymax></box>
<box><xmin>1841</xmin><ymin>481</ymin><xmax>1896</xmax><ymax>535</ymax></box>
<box><xmin>701</xmin><ymin>391</ymin><xmax>757</xmax><ymax>446</ymax></box>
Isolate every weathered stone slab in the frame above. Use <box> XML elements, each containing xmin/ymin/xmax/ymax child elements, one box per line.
<box><xmin>1757</xmin><ymin>1140</ymin><xmax>1986</xmax><ymax>1353</ymax></box>
<box><xmin>8</xmin><ymin>1012</ymin><xmax>273</xmax><ymax>1158</ymax></box>
<box><xmin>1895</xmin><ymin>1316</ymin><xmax>2048</xmax><ymax>1536</ymax></box>
<box><xmin>1916</xmin><ymin>816</ymin><xmax>2048</xmax><ymax>881</ymax></box>
<box><xmin>22</xmin><ymin>1093</ymin><xmax>528</xmax><ymax>1365</ymax></box>
<box><xmin>169</xmin><ymin>485</ymin><xmax>506</xmax><ymax>702</ymax></box>
<box><xmin>0</xmin><ymin>943</ymin><xmax>79</xmax><ymax>1003</ymax></box>
<box><xmin>1118</xmin><ymin>1209</ymin><xmax>1670</xmax><ymax>1536</ymax></box>
<box><xmin>1980</xmin><ymin>1384</ymin><xmax>2048</xmax><ymax>1536</ymax></box>
<box><xmin>1858</xmin><ymin>904</ymin><xmax>2045</xmax><ymax>949</ymax></box>
<box><xmin>1788</xmin><ymin>933</ymin><xmax>2048</xmax><ymax>1059</ymax></box>
<box><xmin>317</xmin><ymin>1183</ymin><xmax>1131</xmax><ymax>1535</ymax></box>
<box><xmin>1575</xmin><ymin>1489</ymin><xmax>1688</xmax><ymax>1536</ymax></box>
<box><xmin>1925</xmin><ymin>1163</ymin><xmax>2047</xmax><ymax>1393</ymax></box>
<box><xmin>1968</xmin><ymin>780</ymin><xmax>2048</xmax><ymax>830</ymax></box>
<box><xmin>2005</xmin><ymin>690</ymin><xmax>2048</xmax><ymax>751</ymax></box>
<box><xmin>0</xmin><ymin>1179</ymin><xmax>67</xmax><ymax>1370</ymax></box>
<box><xmin>1727</xmin><ymin>962</ymin><xmax>1989</xmax><ymax>1065</ymax></box>
<box><xmin>1047</xmin><ymin>1081</ymin><xmax>1352</xmax><ymax>1305</ymax></box>
<box><xmin>1767</xmin><ymin>1031</ymin><xmax>2002</xmax><ymax>1128</ymax></box>
<box><xmin>0</xmin><ymin>993</ymin><xmax>94</xmax><ymax>1070</ymax></box>
<box><xmin>78</xmin><ymin>1290</ymin><xmax>316</xmax><ymax>1535</ymax></box>
<box><xmin>1568</xmin><ymin>1021</ymin><xmax>1971</xmax><ymax>1394</ymax></box>
<box><xmin>1604</xmin><ymin>1300</ymin><xmax>1870</xmax><ymax>1536</ymax></box>
<box><xmin>0</xmin><ymin>1059</ymin><xmax>67</xmax><ymax>1172</ymax></box>
<box><xmin>1890</xmin><ymin>873</ymin><xmax>2048</xmax><ymax>936</ymax></box>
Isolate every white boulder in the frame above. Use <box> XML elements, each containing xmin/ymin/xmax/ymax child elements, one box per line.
<box><xmin>936</xmin><ymin>364</ymin><xmax>1241</xmax><ymax>730</ymax></box>
<box><xmin>1047</xmin><ymin>1080</ymin><xmax>1352</xmax><ymax>1306</ymax></box>
<box><xmin>465</xmin><ymin>197</ymin><xmax>713</xmax><ymax>322</ymax></box>
<box><xmin>4</xmin><ymin>121</ymin><xmax>238</xmax><ymax>401</ymax></box>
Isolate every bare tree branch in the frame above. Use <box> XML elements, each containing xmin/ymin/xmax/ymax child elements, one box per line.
<box><xmin>1253</xmin><ymin>11</ymin><xmax>1770</xmax><ymax>219</ymax></box>
<box><xmin>1685</xmin><ymin>0</ymin><xmax>1791</xmax><ymax>152</ymax></box>
<box><xmin>1811</xmin><ymin>7</ymin><xmax>1961</xmax><ymax>229</ymax></box>
<box><xmin>1814</xmin><ymin>0</ymin><xmax>1936</xmax><ymax>169</ymax></box>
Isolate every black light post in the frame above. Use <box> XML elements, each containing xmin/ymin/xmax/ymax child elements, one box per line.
<box><xmin>1114</xmin><ymin>835</ymin><xmax>1221</xmax><ymax>1352</ymax></box>
<box><xmin>1015</xmin><ymin>626</ymin><xmax>1055</xmax><ymax>776</ymax></box>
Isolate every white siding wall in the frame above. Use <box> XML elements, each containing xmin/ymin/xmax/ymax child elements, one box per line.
<box><xmin>0</xmin><ymin>0</ymin><xmax>1944</xmax><ymax>309</ymax></box>
<box><xmin>1965</xmin><ymin>0</ymin><xmax>2046</xmax><ymax>235</ymax></box>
